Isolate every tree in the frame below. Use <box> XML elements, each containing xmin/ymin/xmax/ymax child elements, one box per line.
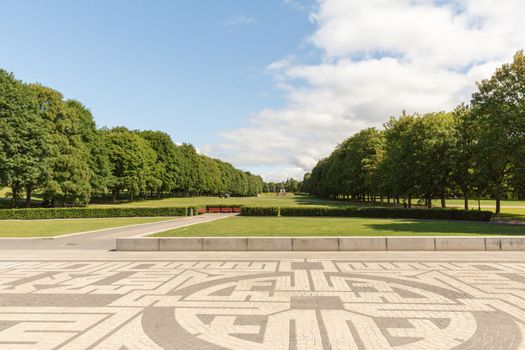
<box><xmin>471</xmin><ymin>50</ymin><xmax>525</xmax><ymax>214</ymax></box>
<box><xmin>28</xmin><ymin>84</ymin><xmax>92</xmax><ymax>206</ymax></box>
<box><xmin>383</xmin><ymin>114</ymin><xmax>419</xmax><ymax>207</ymax></box>
<box><xmin>104</xmin><ymin>127</ymin><xmax>158</xmax><ymax>202</ymax></box>
<box><xmin>0</xmin><ymin>70</ymin><xmax>50</xmax><ymax>207</ymax></box>
<box><xmin>66</xmin><ymin>100</ymin><xmax>111</xmax><ymax>196</ymax></box>
<box><xmin>139</xmin><ymin>130</ymin><xmax>179</xmax><ymax>196</ymax></box>
<box><xmin>451</xmin><ymin>104</ymin><xmax>479</xmax><ymax>209</ymax></box>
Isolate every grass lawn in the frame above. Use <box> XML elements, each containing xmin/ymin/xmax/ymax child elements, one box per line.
<box><xmin>498</xmin><ymin>208</ymin><xmax>525</xmax><ymax>221</ymax></box>
<box><xmin>152</xmin><ymin>216</ymin><xmax>525</xmax><ymax>237</ymax></box>
<box><xmin>432</xmin><ymin>198</ymin><xmax>525</xmax><ymax>207</ymax></box>
<box><xmin>0</xmin><ymin>217</ymin><xmax>173</xmax><ymax>238</ymax></box>
<box><xmin>93</xmin><ymin>194</ymin><xmax>525</xmax><ymax>211</ymax></box>
<box><xmin>93</xmin><ymin>194</ymin><xmax>350</xmax><ymax>208</ymax></box>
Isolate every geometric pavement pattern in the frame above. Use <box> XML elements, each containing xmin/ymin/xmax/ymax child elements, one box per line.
<box><xmin>1</xmin><ymin>259</ymin><xmax>525</xmax><ymax>349</ymax></box>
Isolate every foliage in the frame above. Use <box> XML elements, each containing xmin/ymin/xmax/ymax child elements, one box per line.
<box><xmin>0</xmin><ymin>207</ymin><xmax>187</xmax><ymax>220</ymax></box>
<box><xmin>471</xmin><ymin>50</ymin><xmax>525</xmax><ymax>213</ymax></box>
<box><xmin>304</xmin><ymin>51</ymin><xmax>525</xmax><ymax>213</ymax></box>
<box><xmin>240</xmin><ymin>206</ymin><xmax>279</xmax><ymax>216</ymax></box>
<box><xmin>0</xmin><ymin>69</ymin><xmax>263</xmax><ymax>208</ymax></box>
<box><xmin>0</xmin><ymin>71</ymin><xmax>50</xmax><ymax>207</ymax></box>
<box><xmin>279</xmin><ymin>206</ymin><xmax>493</xmax><ymax>221</ymax></box>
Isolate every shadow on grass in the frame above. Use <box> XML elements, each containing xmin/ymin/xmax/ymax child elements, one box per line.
<box><xmin>365</xmin><ymin>221</ymin><xmax>525</xmax><ymax>236</ymax></box>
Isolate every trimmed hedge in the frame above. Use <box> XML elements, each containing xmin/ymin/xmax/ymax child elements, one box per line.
<box><xmin>241</xmin><ymin>206</ymin><xmax>279</xmax><ymax>216</ymax></box>
<box><xmin>0</xmin><ymin>207</ymin><xmax>188</xmax><ymax>220</ymax></box>
<box><xmin>279</xmin><ymin>206</ymin><xmax>494</xmax><ymax>221</ymax></box>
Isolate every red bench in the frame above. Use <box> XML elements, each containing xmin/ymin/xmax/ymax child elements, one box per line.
<box><xmin>221</xmin><ymin>207</ymin><xmax>233</xmax><ymax>213</ymax></box>
<box><xmin>208</xmin><ymin>207</ymin><xmax>221</xmax><ymax>213</ymax></box>
<box><xmin>197</xmin><ymin>208</ymin><xmax>207</xmax><ymax>214</ymax></box>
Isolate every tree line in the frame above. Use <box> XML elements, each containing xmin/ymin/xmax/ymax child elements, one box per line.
<box><xmin>0</xmin><ymin>70</ymin><xmax>263</xmax><ymax>207</ymax></box>
<box><xmin>302</xmin><ymin>51</ymin><xmax>525</xmax><ymax>214</ymax></box>
<box><xmin>263</xmin><ymin>178</ymin><xmax>300</xmax><ymax>193</ymax></box>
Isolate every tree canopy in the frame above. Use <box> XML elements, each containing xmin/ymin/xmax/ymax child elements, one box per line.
<box><xmin>0</xmin><ymin>70</ymin><xmax>263</xmax><ymax>206</ymax></box>
<box><xmin>303</xmin><ymin>51</ymin><xmax>525</xmax><ymax>212</ymax></box>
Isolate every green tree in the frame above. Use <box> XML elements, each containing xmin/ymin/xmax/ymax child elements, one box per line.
<box><xmin>0</xmin><ymin>70</ymin><xmax>50</xmax><ymax>207</ymax></box>
<box><xmin>66</xmin><ymin>100</ymin><xmax>111</xmax><ymax>197</ymax></box>
<box><xmin>29</xmin><ymin>84</ymin><xmax>92</xmax><ymax>206</ymax></box>
<box><xmin>451</xmin><ymin>104</ymin><xmax>479</xmax><ymax>209</ymax></box>
<box><xmin>471</xmin><ymin>50</ymin><xmax>525</xmax><ymax>214</ymax></box>
<box><xmin>104</xmin><ymin>127</ymin><xmax>158</xmax><ymax>201</ymax></box>
<box><xmin>139</xmin><ymin>130</ymin><xmax>179</xmax><ymax>196</ymax></box>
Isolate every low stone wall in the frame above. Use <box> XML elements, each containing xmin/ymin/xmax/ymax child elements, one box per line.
<box><xmin>116</xmin><ymin>236</ymin><xmax>525</xmax><ymax>251</ymax></box>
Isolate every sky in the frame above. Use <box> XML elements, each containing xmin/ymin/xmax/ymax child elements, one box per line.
<box><xmin>1</xmin><ymin>0</ymin><xmax>524</xmax><ymax>181</ymax></box>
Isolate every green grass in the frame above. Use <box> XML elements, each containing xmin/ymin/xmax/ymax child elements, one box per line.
<box><xmin>152</xmin><ymin>216</ymin><xmax>525</xmax><ymax>237</ymax></box>
<box><xmin>498</xmin><ymin>208</ymin><xmax>525</xmax><ymax>221</ymax></box>
<box><xmin>93</xmin><ymin>194</ymin><xmax>350</xmax><ymax>208</ymax></box>
<box><xmin>93</xmin><ymin>194</ymin><xmax>525</xmax><ymax>210</ymax></box>
<box><xmin>3</xmin><ymin>188</ymin><xmax>525</xmax><ymax>221</ymax></box>
<box><xmin>0</xmin><ymin>217</ymin><xmax>173</xmax><ymax>238</ymax></box>
<box><xmin>432</xmin><ymin>198</ymin><xmax>525</xmax><ymax>207</ymax></box>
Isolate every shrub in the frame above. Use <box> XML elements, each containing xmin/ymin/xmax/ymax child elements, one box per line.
<box><xmin>240</xmin><ymin>206</ymin><xmax>279</xmax><ymax>216</ymax></box>
<box><xmin>0</xmin><ymin>207</ymin><xmax>188</xmax><ymax>220</ymax></box>
<box><xmin>279</xmin><ymin>206</ymin><xmax>493</xmax><ymax>221</ymax></box>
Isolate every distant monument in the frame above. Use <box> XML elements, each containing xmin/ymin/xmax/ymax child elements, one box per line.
<box><xmin>277</xmin><ymin>188</ymin><xmax>286</xmax><ymax>196</ymax></box>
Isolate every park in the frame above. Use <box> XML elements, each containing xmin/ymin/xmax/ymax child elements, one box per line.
<box><xmin>1</xmin><ymin>1</ymin><xmax>525</xmax><ymax>349</ymax></box>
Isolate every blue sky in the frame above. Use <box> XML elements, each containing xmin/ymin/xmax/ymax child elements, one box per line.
<box><xmin>2</xmin><ymin>0</ymin><xmax>523</xmax><ymax>181</ymax></box>
<box><xmin>0</xmin><ymin>0</ymin><xmax>315</xmax><ymax>147</ymax></box>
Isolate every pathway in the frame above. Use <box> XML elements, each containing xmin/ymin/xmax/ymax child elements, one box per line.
<box><xmin>0</xmin><ymin>213</ymin><xmax>234</xmax><ymax>250</ymax></box>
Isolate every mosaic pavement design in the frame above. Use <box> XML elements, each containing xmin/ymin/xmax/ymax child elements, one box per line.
<box><xmin>1</xmin><ymin>259</ymin><xmax>525</xmax><ymax>349</ymax></box>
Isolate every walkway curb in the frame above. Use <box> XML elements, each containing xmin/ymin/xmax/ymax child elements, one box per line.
<box><xmin>116</xmin><ymin>236</ymin><xmax>525</xmax><ymax>251</ymax></box>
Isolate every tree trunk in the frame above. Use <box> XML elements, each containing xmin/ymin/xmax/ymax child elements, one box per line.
<box><xmin>11</xmin><ymin>185</ymin><xmax>20</xmax><ymax>208</ymax></box>
<box><xmin>407</xmin><ymin>194</ymin><xmax>412</xmax><ymax>208</ymax></box>
<box><xmin>495</xmin><ymin>191</ymin><xmax>501</xmax><ymax>214</ymax></box>
<box><xmin>463</xmin><ymin>191</ymin><xmax>469</xmax><ymax>210</ymax></box>
<box><xmin>25</xmin><ymin>188</ymin><xmax>32</xmax><ymax>208</ymax></box>
<box><xmin>112</xmin><ymin>191</ymin><xmax>117</xmax><ymax>203</ymax></box>
<box><xmin>440</xmin><ymin>192</ymin><xmax>446</xmax><ymax>208</ymax></box>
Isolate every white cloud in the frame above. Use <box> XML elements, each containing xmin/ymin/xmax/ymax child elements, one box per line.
<box><xmin>210</xmin><ymin>0</ymin><xmax>525</xmax><ymax>181</ymax></box>
<box><xmin>220</xmin><ymin>14</ymin><xmax>257</xmax><ymax>26</ymax></box>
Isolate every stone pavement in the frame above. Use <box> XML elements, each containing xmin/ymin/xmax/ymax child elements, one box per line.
<box><xmin>0</xmin><ymin>213</ymin><xmax>234</xmax><ymax>250</ymax></box>
<box><xmin>0</xmin><ymin>250</ymin><xmax>524</xmax><ymax>349</ymax></box>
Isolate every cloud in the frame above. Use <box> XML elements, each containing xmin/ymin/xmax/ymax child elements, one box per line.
<box><xmin>210</xmin><ymin>0</ymin><xmax>525</xmax><ymax>181</ymax></box>
<box><xmin>220</xmin><ymin>14</ymin><xmax>257</xmax><ymax>26</ymax></box>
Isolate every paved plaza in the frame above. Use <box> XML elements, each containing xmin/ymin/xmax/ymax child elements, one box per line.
<box><xmin>0</xmin><ymin>250</ymin><xmax>524</xmax><ymax>349</ymax></box>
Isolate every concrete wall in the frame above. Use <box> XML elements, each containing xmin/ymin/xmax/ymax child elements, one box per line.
<box><xmin>117</xmin><ymin>236</ymin><xmax>525</xmax><ymax>251</ymax></box>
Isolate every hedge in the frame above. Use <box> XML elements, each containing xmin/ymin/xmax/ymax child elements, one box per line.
<box><xmin>240</xmin><ymin>206</ymin><xmax>279</xmax><ymax>216</ymax></box>
<box><xmin>0</xmin><ymin>207</ymin><xmax>188</xmax><ymax>220</ymax></box>
<box><xmin>279</xmin><ymin>206</ymin><xmax>494</xmax><ymax>221</ymax></box>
